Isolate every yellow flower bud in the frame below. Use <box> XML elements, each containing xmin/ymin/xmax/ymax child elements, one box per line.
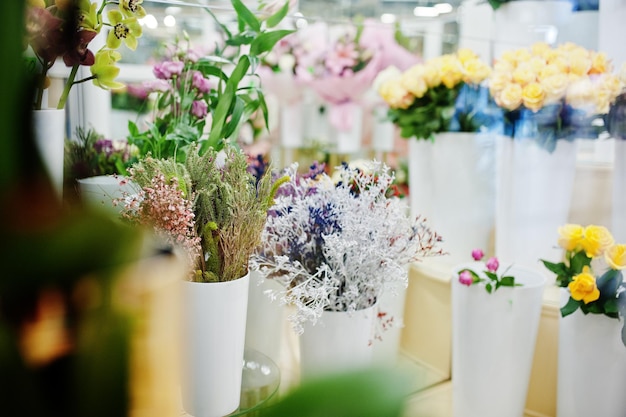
<box><xmin>558</xmin><ymin>224</ymin><xmax>584</xmax><ymax>251</ymax></box>
<box><xmin>522</xmin><ymin>82</ymin><xmax>545</xmax><ymax>112</ymax></box>
<box><xmin>568</xmin><ymin>266</ymin><xmax>600</xmax><ymax>304</ymax></box>
<box><xmin>605</xmin><ymin>244</ymin><xmax>626</xmax><ymax>270</ymax></box>
<box><xmin>581</xmin><ymin>225</ymin><xmax>614</xmax><ymax>258</ymax></box>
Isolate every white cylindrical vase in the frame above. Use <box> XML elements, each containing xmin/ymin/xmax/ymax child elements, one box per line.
<box><xmin>371</xmin><ymin>106</ymin><xmax>395</xmax><ymax>153</ymax></box>
<box><xmin>181</xmin><ymin>274</ymin><xmax>249</xmax><ymax>417</ymax></box>
<box><xmin>244</xmin><ymin>270</ymin><xmax>285</xmax><ymax>365</ymax></box>
<box><xmin>77</xmin><ymin>175</ymin><xmax>139</xmax><ymax>214</ymax></box>
<box><xmin>557</xmin><ymin>289</ymin><xmax>626</xmax><ymax>417</ymax></box>
<box><xmin>495</xmin><ymin>137</ymin><xmax>578</xmax><ymax>272</ymax></box>
<box><xmin>409</xmin><ymin>132</ymin><xmax>496</xmax><ymax>265</ymax></box>
<box><xmin>452</xmin><ymin>263</ymin><xmax>545</xmax><ymax>417</ymax></box>
<box><xmin>613</xmin><ymin>140</ymin><xmax>626</xmax><ymax>242</ymax></box>
<box><xmin>32</xmin><ymin>108</ymin><xmax>65</xmax><ymax>198</ymax></box>
<box><xmin>299</xmin><ymin>303</ymin><xmax>377</xmax><ymax>380</ymax></box>
<box><xmin>334</xmin><ymin>106</ymin><xmax>364</xmax><ymax>155</ymax></box>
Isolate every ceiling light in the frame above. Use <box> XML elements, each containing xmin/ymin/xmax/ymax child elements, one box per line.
<box><xmin>380</xmin><ymin>13</ymin><xmax>396</xmax><ymax>24</ymax></box>
<box><xmin>139</xmin><ymin>14</ymin><xmax>158</xmax><ymax>29</ymax></box>
<box><xmin>434</xmin><ymin>3</ymin><xmax>453</xmax><ymax>13</ymax></box>
<box><xmin>413</xmin><ymin>6</ymin><xmax>439</xmax><ymax>17</ymax></box>
<box><xmin>164</xmin><ymin>15</ymin><xmax>176</xmax><ymax>27</ymax></box>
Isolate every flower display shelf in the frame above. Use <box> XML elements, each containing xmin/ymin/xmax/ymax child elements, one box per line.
<box><xmin>181</xmin><ymin>349</ymin><xmax>280</xmax><ymax>417</ymax></box>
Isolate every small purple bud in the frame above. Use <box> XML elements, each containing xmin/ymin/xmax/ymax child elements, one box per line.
<box><xmin>471</xmin><ymin>248</ymin><xmax>484</xmax><ymax>261</ymax></box>
<box><xmin>191</xmin><ymin>100</ymin><xmax>208</xmax><ymax>119</ymax></box>
<box><xmin>459</xmin><ymin>270</ymin><xmax>473</xmax><ymax>286</ymax></box>
<box><xmin>486</xmin><ymin>257</ymin><xmax>499</xmax><ymax>272</ymax></box>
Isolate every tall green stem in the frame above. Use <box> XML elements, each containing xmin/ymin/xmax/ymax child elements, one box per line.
<box><xmin>57</xmin><ymin>65</ymin><xmax>80</xmax><ymax>109</ymax></box>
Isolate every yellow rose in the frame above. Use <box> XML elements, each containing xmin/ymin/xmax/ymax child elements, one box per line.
<box><xmin>558</xmin><ymin>224</ymin><xmax>584</xmax><ymax>251</ymax></box>
<box><xmin>568</xmin><ymin>266</ymin><xmax>600</xmax><ymax>304</ymax></box>
<box><xmin>569</xmin><ymin>56</ymin><xmax>592</xmax><ymax>77</ymax></box>
<box><xmin>593</xmin><ymin>89</ymin><xmax>611</xmax><ymax>115</ymax></box>
<box><xmin>531</xmin><ymin>42</ymin><xmax>551</xmax><ymax>57</ymax></box>
<box><xmin>379</xmin><ymin>79</ymin><xmax>415</xmax><ymax>109</ymax></box>
<box><xmin>457</xmin><ymin>48</ymin><xmax>478</xmax><ymax>65</ymax></box>
<box><xmin>590</xmin><ymin>52</ymin><xmax>611</xmax><ymax>75</ymax></box>
<box><xmin>512</xmin><ymin>64</ymin><xmax>537</xmax><ymax>86</ymax></box>
<box><xmin>538</xmin><ymin>64</ymin><xmax>561</xmax><ymax>81</ymax></box>
<box><xmin>605</xmin><ymin>244</ymin><xmax>626</xmax><ymax>270</ymax></box>
<box><xmin>522</xmin><ymin>82</ymin><xmax>545</xmax><ymax>112</ymax></box>
<box><xmin>440</xmin><ymin>64</ymin><xmax>464</xmax><ymax>89</ymax></box>
<box><xmin>462</xmin><ymin>58</ymin><xmax>491</xmax><ymax>84</ymax></box>
<box><xmin>541</xmin><ymin>74</ymin><xmax>569</xmax><ymax>104</ymax></box>
<box><xmin>581</xmin><ymin>225</ymin><xmax>615</xmax><ymax>258</ymax></box>
<box><xmin>500</xmin><ymin>50</ymin><xmax>517</xmax><ymax>65</ymax></box>
<box><xmin>512</xmin><ymin>48</ymin><xmax>532</xmax><ymax>64</ymax></box>
<box><xmin>422</xmin><ymin>63</ymin><xmax>441</xmax><ymax>88</ymax></box>
<box><xmin>494</xmin><ymin>58</ymin><xmax>514</xmax><ymax>74</ymax></box>
<box><xmin>401</xmin><ymin>66</ymin><xmax>429</xmax><ymax>98</ymax></box>
<box><xmin>548</xmin><ymin>56</ymin><xmax>569</xmax><ymax>73</ymax></box>
<box><xmin>599</xmin><ymin>74</ymin><xmax>624</xmax><ymax>98</ymax></box>
<box><xmin>566</xmin><ymin>78</ymin><xmax>594</xmax><ymax>110</ymax></box>
<box><xmin>373</xmin><ymin>65</ymin><xmax>402</xmax><ymax>93</ymax></box>
<box><xmin>489</xmin><ymin>72</ymin><xmax>512</xmax><ymax>95</ymax></box>
<box><xmin>497</xmin><ymin>83</ymin><xmax>523</xmax><ymax>111</ymax></box>
<box><xmin>528</xmin><ymin>57</ymin><xmax>547</xmax><ymax>75</ymax></box>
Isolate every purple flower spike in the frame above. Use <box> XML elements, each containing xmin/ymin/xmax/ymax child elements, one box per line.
<box><xmin>459</xmin><ymin>270</ymin><xmax>473</xmax><ymax>286</ymax></box>
<box><xmin>486</xmin><ymin>257</ymin><xmax>499</xmax><ymax>272</ymax></box>
<box><xmin>471</xmin><ymin>248</ymin><xmax>484</xmax><ymax>261</ymax></box>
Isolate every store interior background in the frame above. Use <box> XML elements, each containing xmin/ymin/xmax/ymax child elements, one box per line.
<box><xmin>42</xmin><ymin>1</ymin><xmax>626</xmax><ymax>416</ymax></box>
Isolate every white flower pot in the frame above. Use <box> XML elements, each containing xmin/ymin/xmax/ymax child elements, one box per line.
<box><xmin>452</xmin><ymin>263</ymin><xmax>545</xmax><ymax>417</ymax></box>
<box><xmin>613</xmin><ymin>141</ymin><xmax>626</xmax><ymax>242</ymax></box>
<box><xmin>557</xmin><ymin>289</ymin><xmax>626</xmax><ymax>417</ymax></box>
<box><xmin>244</xmin><ymin>270</ymin><xmax>285</xmax><ymax>365</ymax></box>
<box><xmin>333</xmin><ymin>105</ymin><xmax>364</xmax><ymax>155</ymax></box>
<box><xmin>493</xmin><ymin>1</ymin><xmax>573</xmax><ymax>58</ymax></box>
<box><xmin>408</xmin><ymin>132</ymin><xmax>496</xmax><ymax>265</ymax></box>
<box><xmin>371</xmin><ymin>106</ymin><xmax>395</xmax><ymax>153</ymax></box>
<box><xmin>280</xmin><ymin>101</ymin><xmax>304</xmax><ymax>149</ymax></box>
<box><xmin>495</xmin><ymin>137</ymin><xmax>577</xmax><ymax>272</ymax></box>
<box><xmin>371</xmin><ymin>280</ymin><xmax>408</xmax><ymax>365</ymax></box>
<box><xmin>77</xmin><ymin>175</ymin><xmax>139</xmax><ymax>214</ymax></box>
<box><xmin>32</xmin><ymin>108</ymin><xmax>65</xmax><ymax>198</ymax></box>
<box><xmin>299</xmin><ymin>303</ymin><xmax>377</xmax><ymax>380</ymax></box>
<box><xmin>181</xmin><ymin>274</ymin><xmax>249</xmax><ymax>417</ymax></box>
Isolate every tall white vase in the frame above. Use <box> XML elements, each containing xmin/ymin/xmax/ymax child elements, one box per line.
<box><xmin>613</xmin><ymin>141</ymin><xmax>626</xmax><ymax>242</ymax></box>
<box><xmin>495</xmin><ymin>137</ymin><xmax>578</xmax><ymax>272</ymax></box>
<box><xmin>77</xmin><ymin>175</ymin><xmax>139</xmax><ymax>214</ymax></box>
<box><xmin>299</xmin><ymin>304</ymin><xmax>377</xmax><ymax>380</ymax></box>
<box><xmin>371</xmin><ymin>105</ymin><xmax>395</xmax><ymax>153</ymax></box>
<box><xmin>492</xmin><ymin>1</ymin><xmax>573</xmax><ymax>59</ymax></box>
<box><xmin>334</xmin><ymin>106</ymin><xmax>364</xmax><ymax>155</ymax></box>
<box><xmin>557</xmin><ymin>289</ymin><xmax>626</xmax><ymax>417</ymax></box>
<box><xmin>280</xmin><ymin>101</ymin><xmax>304</xmax><ymax>149</ymax></box>
<box><xmin>408</xmin><ymin>132</ymin><xmax>496</xmax><ymax>265</ymax></box>
<box><xmin>244</xmin><ymin>270</ymin><xmax>285</xmax><ymax>365</ymax></box>
<box><xmin>452</xmin><ymin>263</ymin><xmax>545</xmax><ymax>417</ymax></box>
<box><xmin>32</xmin><ymin>108</ymin><xmax>65</xmax><ymax>198</ymax></box>
<box><xmin>181</xmin><ymin>274</ymin><xmax>249</xmax><ymax>417</ymax></box>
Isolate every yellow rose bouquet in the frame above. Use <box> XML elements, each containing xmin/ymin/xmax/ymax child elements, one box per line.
<box><xmin>375</xmin><ymin>49</ymin><xmax>495</xmax><ymax>141</ymax></box>
<box><xmin>542</xmin><ymin>224</ymin><xmax>626</xmax><ymax>346</ymax></box>
<box><xmin>489</xmin><ymin>42</ymin><xmax>624</xmax><ymax>151</ymax></box>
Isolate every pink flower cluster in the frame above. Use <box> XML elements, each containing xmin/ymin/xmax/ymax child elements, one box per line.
<box><xmin>123</xmin><ymin>174</ymin><xmax>201</xmax><ymax>267</ymax></box>
<box><xmin>460</xmin><ymin>248</ymin><xmax>500</xmax><ymax>286</ymax></box>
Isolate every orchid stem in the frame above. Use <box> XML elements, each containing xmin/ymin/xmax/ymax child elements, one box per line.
<box><xmin>57</xmin><ymin>65</ymin><xmax>80</xmax><ymax>110</ymax></box>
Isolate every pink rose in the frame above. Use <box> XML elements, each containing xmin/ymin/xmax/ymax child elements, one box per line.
<box><xmin>459</xmin><ymin>270</ymin><xmax>473</xmax><ymax>286</ymax></box>
<box><xmin>153</xmin><ymin>61</ymin><xmax>184</xmax><ymax>80</ymax></box>
<box><xmin>191</xmin><ymin>100</ymin><xmax>208</xmax><ymax>119</ymax></box>
<box><xmin>486</xmin><ymin>257</ymin><xmax>499</xmax><ymax>272</ymax></box>
<box><xmin>471</xmin><ymin>248</ymin><xmax>484</xmax><ymax>261</ymax></box>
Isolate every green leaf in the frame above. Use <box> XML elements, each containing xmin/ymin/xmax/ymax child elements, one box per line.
<box><xmin>222</xmin><ymin>97</ymin><xmax>245</xmax><ymax>139</ymax></box>
<box><xmin>226</xmin><ymin>32</ymin><xmax>257</xmax><ymax>47</ymax></box>
<box><xmin>197</xmin><ymin>55</ymin><xmax>234</xmax><ymax>65</ymax></box>
<box><xmin>604</xmin><ymin>298</ymin><xmax>619</xmax><ymax>314</ymax></box>
<box><xmin>570</xmin><ymin>251</ymin><xmax>592</xmax><ymax>274</ymax></box>
<box><xmin>485</xmin><ymin>283</ymin><xmax>492</xmax><ymax>293</ymax></box>
<box><xmin>206</xmin><ymin>55</ymin><xmax>251</xmax><ymax>150</ymax></box>
<box><xmin>500</xmin><ymin>276</ymin><xmax>516</xmax><ymax>287</ymax></box>
<box><xmin>194</xmin><ymin>65</ymin><xmax>229</xmax><ymax>83</ymax></box>
<box><xmin>250</xmin><ymin>29</ymin><xmax>295</xmax><ymax>56</ymax></box>
<box><xmin>541</xmin><ymin>259</ymin><xmax>568</xmax><ymax>276</ymax></box>
<box><xmin>258</xmin><ymin>90</ymin><xmax>269</xmax><ymax>129</ymax></box>
<box><xmin>266</xmin><ymin>0</ymin><xmax>291</xmax><ymax>28</ymax></box>
<box><xmin>232</xmin><ymin>0</ymin><xmax>261</xmax><ymax>32</ymax></box>
<box><xmin>484</xmin><ymin>271</ymin><xmax>498</xmax><ymax>281</ymax></box>
<box><xmin>560</xmin><ymin>297</ymin><xmax>581</xmax><ymax>317</ymax></box>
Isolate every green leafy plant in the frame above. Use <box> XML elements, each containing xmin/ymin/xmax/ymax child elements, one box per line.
<box><xmin>126</xmin><ymin>0</ymin><xmax>293</xmax><ymax>162</ymax></box>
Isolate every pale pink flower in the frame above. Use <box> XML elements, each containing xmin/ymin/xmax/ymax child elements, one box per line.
<box><xmin>143</xmin><ymin>79</ymin><xmax>171</xmax><ymax>93</ymax></box>
<box><xmin>153</xmin><ymin>60</ymin><xmax>184</xmax><ymax>79</ymax></box>
<box><xmin>191</xmin><ymin>100</ymin><xmax>208</xmax><ymax>119</ymax></box>
<box><xmin>325</xmin><ymin>41</ymin><xmax>359</xmax><ymax>76</ymax></box>
<box><xmin>191</xmin><ymin>70</ymin><xmax>211</xmax><ymax>94</ymax></box>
